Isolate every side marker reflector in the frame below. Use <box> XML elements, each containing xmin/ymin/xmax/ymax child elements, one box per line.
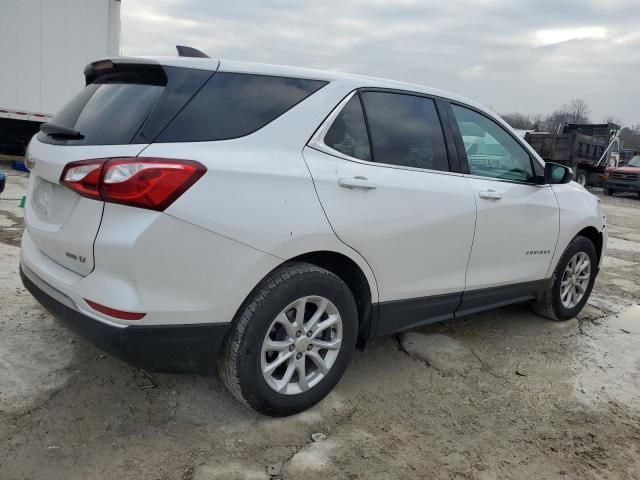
<box><xmin>85</xmin><ymin>299</ymin><xmax>146</xmax><ymax>320</ymax></box>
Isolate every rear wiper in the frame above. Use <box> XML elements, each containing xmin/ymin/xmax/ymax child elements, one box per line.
<box><xmin>40</xmin><ymin>122</ymin><xmax>85</xmax><ymax>140</ymax></box>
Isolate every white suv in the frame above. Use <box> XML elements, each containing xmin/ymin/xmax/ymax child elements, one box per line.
<box><xmin>20</xmin><ymin>52</ymin><xmax>606</xmax><ymax>416</ymax></box>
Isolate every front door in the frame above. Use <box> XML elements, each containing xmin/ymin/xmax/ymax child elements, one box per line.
<box><xmin>448</xmin><ymin>103</ymin><xmax>559</xmax><ymax>313</ymax></box>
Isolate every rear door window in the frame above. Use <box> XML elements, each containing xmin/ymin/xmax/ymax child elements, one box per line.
<box><xmin>157</xmin><ymin>73</ymin><xmax>327</xmax><ymax>142</ymax></box>
<box><xmin>359</xmin><ymin>91</ymin><xmax>449</xmax><ymax>171</ymax></box>
<box><xmin>323</xmin><ymin>95</ymin><xmax>371</xmax><ymax>161</ymax></box>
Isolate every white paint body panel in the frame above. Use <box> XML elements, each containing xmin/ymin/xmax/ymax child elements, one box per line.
<box><xmin>25</xmin><ymin>138</ymin><xmax>147</xmax><ymax>275</ymax></box>
<box><xmin>548</xmin><ymin>183</ymin><xmax>607</xmax><ymax>273</ymax></box>
<box><xmin>304</xmin><ymin>147</ymin><xmax>476</xmax><ymax>301</ymax></box>
<box><xmin>0</xmin><ymin>0</ymin><xmax>120</xmax><ymax>118</ymax></box>
<box><xmin>463</xmin><ymin>178</ymin><xmax>560</xmax><ymax>289</ymax></box>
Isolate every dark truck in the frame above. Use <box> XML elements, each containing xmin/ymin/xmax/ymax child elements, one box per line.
<box><xmin>524</xmin><ymin>123</ymin><xmax>620</xmax><ymax>187</ymax></box>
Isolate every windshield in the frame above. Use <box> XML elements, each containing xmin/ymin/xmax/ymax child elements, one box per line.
<box><xmin>627</xmin><ymin>156</ymin><xmax>640</xmax><ymax>167</ymax></box>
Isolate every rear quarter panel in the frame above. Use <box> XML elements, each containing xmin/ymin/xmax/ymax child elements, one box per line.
<box><xmin>141</xmin><ymin>80</ymin><xmax>379</xmax><ymax>302</ymax></box>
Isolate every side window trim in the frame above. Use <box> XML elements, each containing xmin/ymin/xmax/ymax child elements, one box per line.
<box><xmin>446</xmin><ymin>100</ymin><xmax>545</xmax><ymax>185</ymax></box>
<box><xmin>435</xmin><ymin>98</ymin><xmax>464</xmax><ymax>173</ymax></box>
<box><xmin>308</xmin><ymin>90</ymin><xmax>361</xmax><ymax>162</ymax></box>
<box><xmin>357</xmin><ymin>91</ymin><xmax>376</xmax><ymax>164</ymax></box>
<box><xmin>310</xmin><ymin>87</ymin><xmax>460</xmax><ymax>174</ymax></box>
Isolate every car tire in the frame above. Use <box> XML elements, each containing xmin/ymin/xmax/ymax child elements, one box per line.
<box><xmin>532</xmin><ymin>236</ymin><xmax>598</xmax><ymax>321</ymax></box>
<box><xmin>218</xmin><ymin>262</ymin><xmax>358</xmax><ymax>416</ymax></box>
<box><xmin>604</xmin><ymin>187</ymin><xmax>615</xmax><ymax>196</ymax></box>
<box><xmin>575</xmin><ymin>169</ymin><xmax>588</xmax><ymax>187</ymax></box>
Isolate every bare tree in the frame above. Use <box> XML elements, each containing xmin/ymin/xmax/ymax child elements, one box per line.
<box><xmin>500</xmin><ymin>112</ymin><xmax>534</xmax><ymax>130</ymax></box>
<box><xmin>620</xmin><ymin>125</ymin><xmax>640</xmax><ymax>150</ymax></box>
<box><xmin>563</xmin><ymin>98</ymin><xmax>591</xmax><ymax>124</ymax></box>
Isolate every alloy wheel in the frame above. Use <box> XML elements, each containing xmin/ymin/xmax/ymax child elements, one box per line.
<box><xmin>260</xmin><ymin>296</ymin><xmax>343</xmax><ymax>395</ymax></box>
<box><xmin>560</xmin><ymin>252</ymin><xmax>591</xmax><ymax>309</ymax></box>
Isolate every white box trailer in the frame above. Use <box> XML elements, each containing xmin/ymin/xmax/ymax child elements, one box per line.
<box><xmin>0</xmin><ymin>0</ymin><xmax>121</xmax><ymax>154</ymax></box>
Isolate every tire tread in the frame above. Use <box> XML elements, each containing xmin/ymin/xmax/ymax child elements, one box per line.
<box><xmin>218</xmin><ymin>262</ymin><xmax>344</xmax><ymax>409</ymax></box>
<box><xmin>532</xmin><ymin>235</ymin><xmax>596</xmax><ymax>322</ymax></box>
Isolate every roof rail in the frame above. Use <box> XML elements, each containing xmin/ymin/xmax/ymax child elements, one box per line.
<box><xmin>176</xmin><ymin>45</ymin><xmax>210</xmax><ymax>58</ymax></box>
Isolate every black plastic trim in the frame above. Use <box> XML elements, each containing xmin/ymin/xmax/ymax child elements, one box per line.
<box><xmin>435</xmin><ymin>97</ymin><xmax>463</xmax><ymax>173</ymax></box>
<box><xmin>357</xmin><ymin>91</ymin><xmax>376</xmax><ymax>164</ymax></box>
<box><xmin>373</xmin><ymin>280</ymin><xmax>547</xmax><ymax>337</ymax></box>
<box><xmin>20</xmin><ymin>265</ymin><xmax>230</xmax><ymax>373</ymax></box>
<box><xmin>456</xmin><ymin>280</ymin><xmax>545</xmax><ymax>317</ymax></box>
<box><xmin>375</xmin><ymin>292</ymin><xmax>460</xmax><ymax>336</ymax></box>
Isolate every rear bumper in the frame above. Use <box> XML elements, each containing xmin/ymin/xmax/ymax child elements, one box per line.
<box><xmin>20</xmin><ymin>264</ymin><xmax>230</xmax><ymax>373</ymax></box>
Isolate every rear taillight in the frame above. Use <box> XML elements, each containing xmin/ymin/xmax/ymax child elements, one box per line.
<box><xmin>60</xmin><ymin>159</ymin><xmax>104</xmax><ymax>201</ymax></box>
<box><xmin>60</xmin><ymin>158</ymin><xmax>206</xmax><ymax>211</ymax></box>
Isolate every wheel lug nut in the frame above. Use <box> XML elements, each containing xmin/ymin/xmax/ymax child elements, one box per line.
<box><xmin>296</xmin><ymin>353</ymin><xmax>302</xmax><ymax>359</ymax></box>
<box><xmin>306</xmin><ymin>331</ymin><xmax>312</xmax><ymax>337</ymax></box>
<box><xmin>307</xmin><ymin>345</ymin><xmax>313</xmax><ymax>351</ymax></box>
<box><xmin>289</xmin><ymin>345</ymin><xmax>295</xmax><ymax>352</ymax></box>
<box><xmin>296</xmin><ymin>331</ymin><xmax>302</xmax><ymax>337</ymax></box>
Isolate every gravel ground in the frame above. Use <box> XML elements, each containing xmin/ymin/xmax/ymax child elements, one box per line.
<box><xmin>1</xmin><ymin>161</ymin><xmax>639</xmax><ymax>480</ymax></box>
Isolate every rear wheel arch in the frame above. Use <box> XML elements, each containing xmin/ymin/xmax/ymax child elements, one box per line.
<box><xmin>287</xmin><ymin>251</ymin><xmax>375</xmax><ymax>345</ymax></box>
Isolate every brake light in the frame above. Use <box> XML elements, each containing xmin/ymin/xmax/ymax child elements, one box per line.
<box><xmin>101</xmin><ymin>159</ymin><xmax>206</xmax><ymax>211</ymax></box>
<box><xmin>60</xmin><ymin>158</ymin><xmax>206</xmax><ymax>211</ymax></box>
<box><xmin>85</xmin><ymin>299</ymin><xmax>146</xmax><ymax>320</ymax></box>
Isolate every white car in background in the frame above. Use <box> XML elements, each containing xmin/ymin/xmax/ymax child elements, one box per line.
<box><xmin>20</xmin><ymin>51</ymin><xmax>606</xmax><ymax>415</ymax></box>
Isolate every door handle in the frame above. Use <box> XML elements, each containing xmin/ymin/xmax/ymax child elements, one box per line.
<box><xmin>338</xmin><ymin>177</ymin><xmax>377</xmax><ymax>190</ymax></box>
<box><xmin>478</xmin><ymin>189</ymin><xmax>502</xmax><ymax>200</ymax></box>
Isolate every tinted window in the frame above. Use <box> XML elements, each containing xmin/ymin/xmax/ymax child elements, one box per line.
<box><xmin>158</xmin><ymin>73</ymin><xmax>327</xmax><ymax>142</ymax></box>
<box><xmin>39</xmin><ymin>77</ymin><xmax>164</xmax><ymax>145</ymax></box>
<box><xmin>451</xmin><ymin>104</ymin><xmax>534</xmax><ymax>182</ymax></box>
<box><xmin>360</xmin><ymin>92</ymin><xmax>449</xmax><ymax>171</ymax></box>
<box><xmin>324</xmin><ymin>95</ymin><xmax>371</xmax><ymax>161</ymax></box>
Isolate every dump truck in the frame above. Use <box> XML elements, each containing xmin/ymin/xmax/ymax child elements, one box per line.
<box><xmin>524</xmin><ymin>123</ymin><xmax>620</xmax><ymax>187</ymax></box>
<box><xmin>0</xmin><ymin>0</ymin><xmax>121</xmax><ymax>154</ymax></box>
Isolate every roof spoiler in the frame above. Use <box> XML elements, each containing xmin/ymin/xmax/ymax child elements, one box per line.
<box><xmin>84</xmin><ymin>59</ymin><xmax>167</xmax><ymax>86</ymax></box>
<box><xmin>176</xmin><ymin>45</ymin><xmax>210</xmax><ymax>58</ymax></box>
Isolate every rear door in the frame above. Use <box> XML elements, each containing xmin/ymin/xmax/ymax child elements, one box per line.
<box><xmin>24</xmin><ymin>61</ymin><xmax>211</xmax><ymax>275</ymax></box>
<box><xmin>304</xmin><ymin>90</ymin><xmax>477</xmax><ymax>334</ymax></box>
<box><xmin>447</xmin><ymin>102</ymin><xmax>559</xmax><ymax>310</ymax></box>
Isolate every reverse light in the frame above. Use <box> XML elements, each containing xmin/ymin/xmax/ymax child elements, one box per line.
<box><xmin>85</xmin><ymin>299</ymin><xmax>146</xmax><ymax>320</ymax></box>
<box><xmin>60</xmin><ymin>157</ymin><xmax>206</xmax><ymax>211</ymax></box>
<box><xmin>60</xmin><ymin>159</ymin><xmax>104</xmax><ymax>200</ymax></box>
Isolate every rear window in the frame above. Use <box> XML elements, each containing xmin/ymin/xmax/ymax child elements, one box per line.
<box><xmin>156</xmin><ymin>73</ymin><xmax>327</xmax><ymax>142</ymax></box>
<box><xmin>37</xmin><ymin>66</ymin><xmax>167</xmax><ymax>146</ymax></box>
<box><xmin>38</xmin><ymin>68</ymin><xmax>327</xmax><ymax>146</ymax></box>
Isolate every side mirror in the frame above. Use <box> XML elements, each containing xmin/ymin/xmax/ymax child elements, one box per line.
<box><xmin>544</xmin><ymin>162</ymin><xmax>573</xmax><ymax>184</ymax></box>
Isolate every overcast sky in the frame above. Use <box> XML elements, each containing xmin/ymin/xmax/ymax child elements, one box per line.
<box><xmin>121</xmin><ymin>0</ymin><xmax>639</xmax><ymax>126</ymax></box>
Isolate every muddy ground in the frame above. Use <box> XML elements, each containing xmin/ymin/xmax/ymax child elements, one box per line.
<box><xmin>1</xmin><ymin>161</ymin><xmax>639</xmax><ymax>480</ymax></box>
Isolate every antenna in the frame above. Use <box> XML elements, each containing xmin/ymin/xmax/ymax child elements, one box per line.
<box><xmin>176</xmin><ymin>45</ymin><xmax>210</xmax><ymax>58</ymax></box>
